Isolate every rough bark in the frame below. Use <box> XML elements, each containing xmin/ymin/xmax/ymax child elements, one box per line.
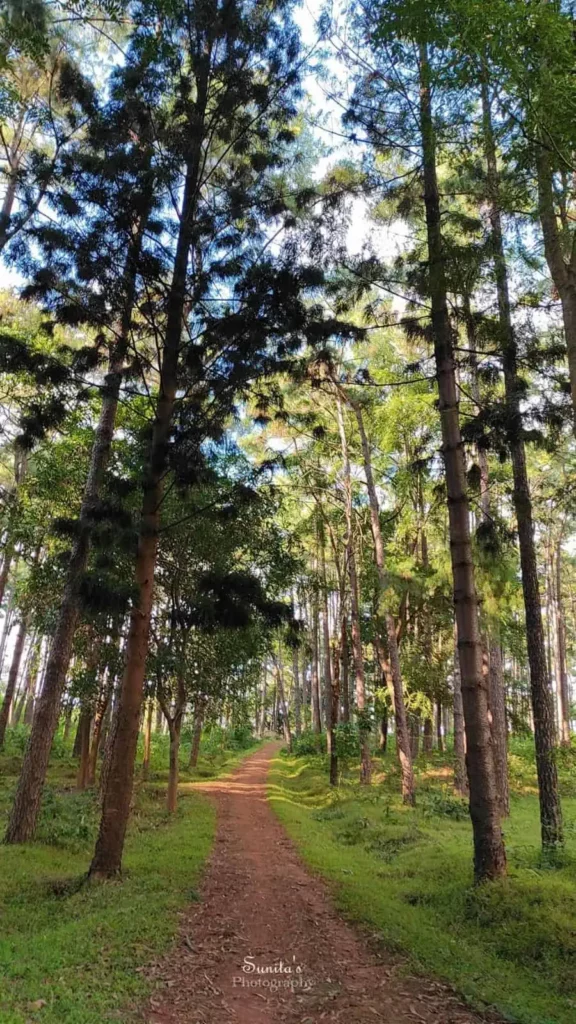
<box><xmin>353</xmin><ymin>400</ymin><xmax>415</xmax><ymax>804</ymax></box>
<box><xmin>0</xmin><ymin>614</ymin><xmax>29</xmax><ymax>747</ymax></box>
<box><xmin>423</xmin><ymin>716</ymin><xmax>433</xmax><ymax>753</ymax></box>
<box><xmin>420</xmin><ymin>44</ymin><xmax>506</xmax><ymax>880</ymax></box>
<box><xmin>482</xmin><ymin>76</ymin><xmax>563</xmax><ymax>851</ymax></box>
<box><xmin>453</xmin><ymin>630</ymin><xmax>468</xmax><ymax>796</ymax></box>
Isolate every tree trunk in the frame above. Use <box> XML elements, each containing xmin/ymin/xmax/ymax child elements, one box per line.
<box><xmin>14</xmin><ymin>635</ymin><xmax>39</xmax><ymax>726</ymax></box>
<box><xmin>432</xmin><ymin>704</ymin><xmax>440</xmax><ymax>753</ymax></box>
<box><xmin>0</xmin><ymin>537</ymin><xmax>15</xmax><ymax>610</ymax></box>
<box><xmin>276</xmin><ymin>661</ymin><xmax>292</xmax><ymax>752</ymax></box>
<box><xmin>329</xmin><ymin>642</ymin><xmax>340</xmax><ymax>785</ymax></box>
<box><xmin>89</xmin><ymin>132</ymin><xmax>207</xmax><ymax>874</ymax></box>
<box><xmin>76</xmin><ymin>710</ymin><xmax>92</xmax><ymax>790</ymax></box>
<box><xmin>319</xmin><ymin>524</ymin><xmax>333</xmax><ymax>757</ymax></box>
<box><xmin>293</xmin><ymin>648</ymin><xmax>302</xmax><ymax>739</ymax></box>
<box><xmin>536</xmin><ymin>144</ymin><xmax>576</xmax><ymax>430</ymax></box>
<box><xmin>423</xmin><ymin>716</ymin><xmax>433</xmax><ymax>753</ymax></box>
<box><xmin>340</xmin><ymin>612</ymin><xmax>350</xmax><ymax>723</ymax></box>
<box><xmin>4</xmin><ymin>239</ymin><xmax>145</xmax><ymax>843</ymax></box>
<box><xmin>409</xmin><ymin>715</ymin><xmax>420</xmax><ymax>759</ymax></box>
<box><xmin>0</xmin><ymin>614</ymin><xmax>29</xmax><ymax>747</ymax></box>
<box><xmin>259</xmin><ymin>664</ymin><xmax>267</xmax><ymax>737</ymax></box>
<box><xmin>488</xmin><ymin>639</ymin><xmax>510</xmax><ymax>817</ymax></box>
<box><xmin>379</xmin><ymin>704</ymin><xmax>388</xmax><ymax>753</ymax></box>
<box><xmin>336</xmin><ymin>395</ymin><xmax>371</xmax><ymax>784</ymax></box>
<box><xmin>453</xmin><ymin>635</ymin><xmax>468</xmax><ymax>796</ymax></box>
<box><xmin>189</xmin><ymin>700</ymin><xmax>204</xmax><ymax>769</ymax></box>
<box><xmin>482</xmin><ymin>76</ymin><xmax>563</xmax><ymax>851</ymax></box>
<box><xmin>88</xmin><ymin>691</ymin><xmax>110</xmax><ymax>787</ymax></box>
<box><xmin>353</xmin><ymin>400</ymin><xmax>415</xmax><ymax>803</ymax></box>
<box><xmin>167</xmin><ymin>716</ymin><xmax>183</xmax><ymax>814</ymax></box>
<box><xmin>554</xmin><ymin>538</ymin><xmax>571</xmax><ymax>746</ymax></box>
<box><xmin>142</xmin><ymin>700</ymin><xmax>153</xmax><ymax>779</ymax></box>
<box><xmin>420</xmin><ymin>44</ymin><xmax>506</xmax><ymax>880</ymax></box>
<box><xmin>311</xmin><ymin>592</ymin><xmax>322</xmax><ymax>735</ymax></box>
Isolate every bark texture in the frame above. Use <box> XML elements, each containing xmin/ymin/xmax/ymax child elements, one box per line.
<box><xmin>420</xmin><ymin>43</ymin><xmax>506</xmax><ymax>880</ymax></box>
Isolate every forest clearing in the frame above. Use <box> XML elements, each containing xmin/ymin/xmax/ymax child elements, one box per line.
<box><xmin>1</xmin><ymin>0</ymin><xmax>576</xmax><ymax>1021</ymax></box>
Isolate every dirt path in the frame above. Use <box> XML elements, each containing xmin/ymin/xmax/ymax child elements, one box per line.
<box><xmin>144</xmin><ymin>743</ymin><xmax>496</xmax><ymax>1024</ymax></box>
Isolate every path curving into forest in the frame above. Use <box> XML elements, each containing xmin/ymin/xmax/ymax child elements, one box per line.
<box><xmin>143</xmin><ymin>743</ymin><xmax>497</xmax><ymax>1024</ymax></box>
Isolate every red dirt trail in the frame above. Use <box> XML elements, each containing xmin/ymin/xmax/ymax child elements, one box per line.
<box><xmin>143</xmin><ymin>742</ymin><xmax>498</xmax><ymax>1024</ymax></box>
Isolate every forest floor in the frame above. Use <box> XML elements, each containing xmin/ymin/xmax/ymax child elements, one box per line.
<box><xmin>0</xmin><ymin>730</ymin><xmax>257</xmax><ymax>1024</ymax></box>
<box><xmin>142</xmin><ymin>742</ymin><xmax>499</xmax><ymax>1024</ymax></box>
<box><xmin>268</xmin><ymin>741</ymin><xmax>576</xmax><ymax>1024</ymax></box>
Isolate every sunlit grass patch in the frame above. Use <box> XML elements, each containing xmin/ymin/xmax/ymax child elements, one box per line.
<box><xmin>268</xmin><ymin>743</ymin><xmax>576</xmax><ymax>1024</ymax></box>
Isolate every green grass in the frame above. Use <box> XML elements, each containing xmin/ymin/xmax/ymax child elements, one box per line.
<box><xmin>0</xmin><ymin>724</ymin><xmax>259</xmax><ymax>1024</ymax></box>
<box><xmin>268</xmin><ymin>739</ymin><xmax>576</xmax><ymax>1024</ymax></box>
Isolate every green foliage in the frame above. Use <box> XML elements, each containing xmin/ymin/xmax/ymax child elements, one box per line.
<box><xmin>0</xmin><ymin>733</ymin><xmax>266</xmax><ymax>1022</ymax></box>
<box><xmin>291</xmin><ymin>728</ymin><xmax>325</xmax><ymax>756</ymax></box>
<box><xmin>269</xmin><ymin>743</ymin><xmax>576</xmax><ymax>1024</ymax></box>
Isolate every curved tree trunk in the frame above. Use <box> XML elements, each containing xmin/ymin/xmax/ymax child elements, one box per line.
<box><xmin>419</xmin><ymin>43</ymin><xmax>506</xmax><ymax>881</ymax></box>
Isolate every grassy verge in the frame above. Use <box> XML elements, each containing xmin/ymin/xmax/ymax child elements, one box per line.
<box><xmin>0</xmin><ymin>726</ymin><xmax>258</xmax><ymax>1024</ymax></box>
<box><xmin>268</xmin><ymin>740</ymin><xmax>576</xmax><ymax>1024</ymax></box>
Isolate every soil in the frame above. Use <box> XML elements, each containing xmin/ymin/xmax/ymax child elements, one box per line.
<box><xmin>143</xmin><ymin>743</ymin><xmax>500</xmax><ymax>1024</ymax></box>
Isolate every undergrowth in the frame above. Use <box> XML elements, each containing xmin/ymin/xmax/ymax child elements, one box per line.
<box><xmin>268</xmin><ymin>736</ymin><xmax>576</xmax><ymax>1024</ymax></box>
